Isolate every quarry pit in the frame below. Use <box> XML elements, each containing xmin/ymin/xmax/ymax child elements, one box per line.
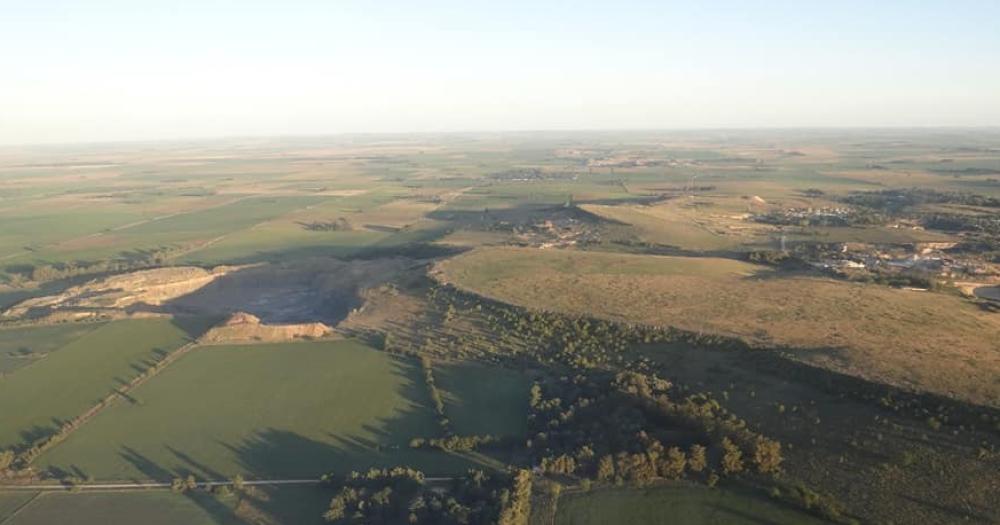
<box><xmin>1</xmin><ymin>257</ymin><xmax>417</xmax><ymax>342</ymax></box>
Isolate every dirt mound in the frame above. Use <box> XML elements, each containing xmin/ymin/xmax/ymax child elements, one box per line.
<box><xmin>200</xmin><ymin>311</ymin><xmax>332</xmax><ymax>344</ymax></box>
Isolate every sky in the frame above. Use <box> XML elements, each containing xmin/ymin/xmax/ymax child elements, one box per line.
<box><xmin>2</xmin><ymin>0</ymin><xmax>999</xmax><ymax>144</ymax></box>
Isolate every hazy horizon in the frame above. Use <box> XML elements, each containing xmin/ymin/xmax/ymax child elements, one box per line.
<box><xmin>4</xmin><ymin>0</ymin><xmax>1000</xmax><ymax>145</ymax></box>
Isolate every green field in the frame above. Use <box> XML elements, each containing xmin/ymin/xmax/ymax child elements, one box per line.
<box><xmin>0</xmin><ymin>205</ymin><xmax>146</xmax><ymax>260</ymax></box>
<box><xmin>554</xmin><ymin>485</ymin><xmax>825</xmax><ymax>525</ymax></box>
<box><xmin>2</xmin><ymin>491</ymin><xmax>242</xmax><ymax>525</ymax></box>
<box><xmin>0</xmin><ymin>322</ymin><xmax>103</xmax><ymax>375</ymax></box>
<box><xmin>3</xmin><ymin>195</ymin><xmax>327</xmax><ymax>267</ymax></box>
<box><xmin>38</xmin><ymin>340</ymin><xmax>472</xmax><ymax>480</ymax></box>
<box><xmin>0</xmin><ymin>319</ymin><xmax>196</xmax><ymax>449</ymax></box>
<box><xmin>2</xmin><ymin>132</ymin><xmax>999</xmax><ymax>524</ymax></box>
<box><xmin>0</xmin><ymin>492</ymin><xmax>37</xmax><ymax>522</ymax></box>
<box><xmin>435</xmin><ymin>362</ymin><xmax>531</xmax><ymax>437</ymax></box>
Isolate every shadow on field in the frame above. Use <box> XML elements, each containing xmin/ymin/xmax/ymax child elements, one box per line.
<box><xmin>119</xmin><ymin>446</ymin><xmax>247</xmax><ymax>524</ymax></box>
<box><xmin>169</xmin><ymin>315</ymin><xmax>222</xmax><ymax>340</ymax></box>
<box><xmin>86</xmin><ymin>354</ymin><xmax>477</xmax><ymax>523</ymax></box>
<box><xmin>705</xmin><ymin>504</ymin><xmax>787</xmax><ymax>525</ymax></box>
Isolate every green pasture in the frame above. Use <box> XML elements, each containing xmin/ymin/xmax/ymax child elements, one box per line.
<box><xmin>38</xmin><ymin>340</ymin><xmax>472</xmax><ymax>480</ymax></box>
<box><xmin>0</xmin><ymin>322</ymin><xmax>104</xmax><ymax>375</ymax></box>
<box><xmin>0</xmin><ymin>318</ymin><xmax>197</xmax><ymax>450</ymax></box>
<box><xmin>554</xmin><ymin>485</ymin><xmax>825</xmax><ymax>525</ymax></box>
<box><xmin>3</xmin><ymin>491</ymin><xmax>241</xmax><ymax>525</ymax></box>
<box><xmin>435</xmin><ymin>362</ymin><xmax>531</xmax><ymax>437</ymax></box>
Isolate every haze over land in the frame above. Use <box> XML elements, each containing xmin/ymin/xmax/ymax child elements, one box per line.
<box><xmin>2</xmin><ymin>2</ymin><xmax>1000</xmax><ymax>525</ymax></box>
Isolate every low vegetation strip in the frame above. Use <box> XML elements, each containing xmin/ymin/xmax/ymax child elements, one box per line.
<box><xmin>419</xmin><ymin>356</ymin><xmax>450</xmax><ymax>435</ymax></box>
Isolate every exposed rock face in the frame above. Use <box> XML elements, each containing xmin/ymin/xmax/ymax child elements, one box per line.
<box><xmin>2</xmin><ymin>258</ymin><xmax>417</xmax><ymax>329</ymax></box>
<box><xmin>2</xmin><ymin>266</ymin><xmax>233</xmax><ymax>318</ymax></box>
<box><xmin>200</xmin><ymin>311</ymin><xmax>332</xmax><ymax>343</ymax></box>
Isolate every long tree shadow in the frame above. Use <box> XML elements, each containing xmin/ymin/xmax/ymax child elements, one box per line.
<box><xmin>219</xmin><ymin>355</ymin><xmax>475</xmax><ymax>479</ymax></box>
<box><xmin>119</xmin><ymin>446</ymin><xmax>248</xmax><ymax>524</ymax></box>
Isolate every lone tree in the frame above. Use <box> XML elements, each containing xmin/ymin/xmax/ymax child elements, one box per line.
<box><xmin>596</xmin><ymin>455</ymin><xmax>615</xmax><ymax>482</ymax></box>
<box><xmin>687</xmin><ymin>444</ymin><xmax>707</xmax><ymax>473</ymax></box>
<box><xmin>0</xmin><ymin>450</ymin><xmax>14</xmax><ymax>472</ymax></box>
<box><xmin>721</xmin><ymin>437</ymin><xmax>744</xmax><ymax>475</ymax></box>
<box><xmin>660</xmin><ymin>447</ymin><xmax>687</xmax><ymax>479</ymax></box>
<box><xmin>753</xmin><ymin>437</ymin><xmax>783</xmax><ymax>474</ymax></box>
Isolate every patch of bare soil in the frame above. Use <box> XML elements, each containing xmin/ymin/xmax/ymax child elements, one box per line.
<box><xmin>200</xmin><ymin>311</ymin><xmax>333</xmax><ymax>344</ymax></box>
<box><xmin>161</xmin><ymin>258</ymin><xmax>414</xmax><ymax>325</ymax></box>
<box><xmin>2</xmin><ymin>258</ymin><xmax>418</xmax><ymax>340</ymax></box>
<box><xmin>1</xmin><ymin>266</ymin><xmax>236</xmax><ymax>319</ymax></box>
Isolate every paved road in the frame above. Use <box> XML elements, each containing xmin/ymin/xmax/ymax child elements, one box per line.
<box><xmin>0</xmin><ymin>477</ymin><xmax>456</xmax><ymax>492</ymax></box>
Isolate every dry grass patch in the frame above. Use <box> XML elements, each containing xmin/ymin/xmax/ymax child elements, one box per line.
<box><xmin>437</xmin><ymin>247</ymin><xmax>1000</xmax><ymax>407</ymax></box>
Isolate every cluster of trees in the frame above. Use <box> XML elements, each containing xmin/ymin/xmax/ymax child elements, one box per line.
<box><xmin>844</xmin><ymin>188</ymin><xmax>1000</xmax><ymax>212</ymax></box>
<box><xmin>753</xmin><ymin>210</ymin><xmax>884</xmax><ymax>228</ymax></box>
<box><xmin>523</xmin><ymin>371</ymin><xmax>783</xmax><ymax>490</ymax></box>
<box><xmin>769</xmin><ymin>481</ymin><xmax>849</xmax><ymax>523</ymax></box>
<box><xmin>0</xmin><ymin>449</ymin><xmax>13</xmax><ymax>475</ymax></box>
<box><xmin>409</xmin><ymin>434</ymin><xmax>500</xmax><ymax>452</ymax></box>
<box><xmin>612</xmin><ymin>372</ymin><xmax>783</xmax><ymax>474</ymax></box>
<box><xmin>748</xmin><ymin>247</ymin><xmax>939</xmax><ymax>289</ymax></box>
<box><xmin>838</xmin><ymin>188</ymin><xmax>1000</xmax><ymax>261</ymax></box>
<box><xmin>843</xmin><ymin>268</ymin><xmax>937</xmax><ymax>289</ymax></box>
<box><xmin>322</xmin><ymin>468</ymin><xmax>530</xmax><ymax>525</ymax></box>
<box><xmin>923</xmin><ymin>213</ymin><xmax>1000</xmax><ymax>234</ymax></box>
<box><xmin>923</xmin><ymin>214</ymin><xmax>1000</xmax><ymax>262</ymax></box>
<box><xmin>497</xmin><ymin>469</ymin><xmax>532</xmax><ymax>525</ymax></box>
<box><xmin>428</xmin><ymin>284</ymin><xmax>748</xmax><ymax>370</ymax></box>
<box><xmin>8</xmin><ymin>246</ymin><xmax>182</xmax><ymax>284</ymax></box>
<box><xmin>298</xmin><ymin>218</ymin><xmax>353</xmax><ymax>231</ymax></box>
<box><xmin>488</xmin><ymin>168</ymin><xmax>576</xmax><ymax>181</ymax></box>
<box><xmin>416</xmin><ymin>284</ymin><xmax>883</xmax><ymax>520</ymax></box>
<box><xmin>170</xmin><ymin>475</ymin><xmax>199</xmax><ymax>493</ymax></box>
<box><xmin>746</xmin><ymin>250</ymin><xmax>810</xmax><ymax>269</ymax></box>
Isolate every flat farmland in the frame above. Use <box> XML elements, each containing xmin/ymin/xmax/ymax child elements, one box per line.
<box><xmin>38</xmin><ymin>340</ymin><xmax>472</xmax><ymax>480</ymax></box>
<box><xmin>581</xmin><ymin>202</ymin><xmax>754</xmax><ymax>251</ymax></box>
<box><xmin>0</xmin><ymin>492</ymin><xmax>37</xmax><ymax>522</ymax></box>
<box><xmin>435</xmin><ymin>362</ymin><xmax>531</xmax><ymax>437</ymax></box>
<box><xmin>5</xmin><ymin>195</ymin><xmax>326</xmax><ymax>267</ymax></box>
<box><xmin>2</xmin><ymin>491</ymin><xmax>242</xmax><ymax>525</ymax></box>
<box><xmin>179</xmin><ymin>224</ymin><xmax>384</xmax><ymax>265</ymax></box>
<box><xmin>437</xmin><ymin>247</ymin><xmax>1000</xmax><ymax>407</ymax></box>
<box><xmin>554</xmin><ymin>485</ymin><xmax>825</xmax><ymax>525</ymax></box>
<box><xmin>0</xmin><ymin>322</ymin><xmax>103</xmax><ymax>375</ymax></box>
<box><xmin>0</xmin><ymin>202</ymin><xmax>146</xmax><ymax>260</ymax></box>
<box><xmin>0</xmin><ymin>318</ymin><xmax>197</xmax><ymax>449</ymax></box>
<box><xmin>178</xmin><ymin>192</ymin><xmax>412</xmax><ymax>265</ymax></box>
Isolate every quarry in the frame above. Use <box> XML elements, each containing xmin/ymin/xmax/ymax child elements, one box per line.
<box><xmin>0</xmin><ymin>258</ymin><xmax>417</xmax><ymax>342</ymax></box>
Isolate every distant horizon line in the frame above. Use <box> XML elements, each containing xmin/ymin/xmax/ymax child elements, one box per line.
<box><xmin>5</xmin><ymin>125</ymin><xmax>1000</xmax><ymax>149</ymax></box>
